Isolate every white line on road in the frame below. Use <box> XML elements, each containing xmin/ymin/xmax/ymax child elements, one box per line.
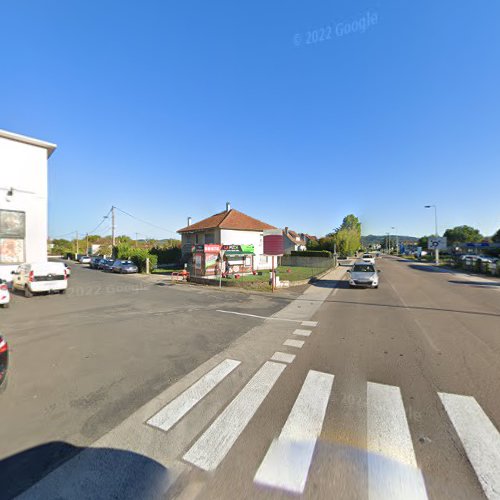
<box><xmin>254</xmin><ymin>370</ymin><xmax>334</xmax><ymax>494</ymax></box>
<box><xmin>147</xmin><ymin>359</ymin><xmax>241</xmax><ymax>432</ymax></box>
<box><xmin>293</xmin><ymin>329</ymin><xmax>312</xmax><ymax>337</ymax></box>
<box><xmin>367</xmin><ymin>382</ymin><xmax>428</xmax><ymax>500</ymax></box>
<box><xmin>183</xmin><ymin>361</ymin><xmax>286</xmax><ymax>471</ymax></box>
<box><xmin>439</xmin><ymin>392</ymin><xmax>500</xmax><ymax>500</ymax></box>
<box><xmin>301</xmin><ymin>321</ymin><xmax>318</xmax><ymax>327</ymax></box>
<box><xmin>270</xmin><ymin>352</ymin><xmax>296</xmax><ymax>364</ymax></box>
<box><xmin>283</xmin><ymin>339</ymin><xmax>305</xmax><ymax>348</ymax></box>
<box><xmin>216</xmin><ymin>310</ymin><xmax>304</xmax><ymax>323</ymax></box>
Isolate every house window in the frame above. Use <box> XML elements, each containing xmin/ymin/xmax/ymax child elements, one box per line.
<box><xmin>195</xmin><ymin>234</ymin><xmax>199</xmax><ymax>244</ymax></box>
<box><xmin>205</xmin><ymin>232</ymin><xmax>215</xmax><ymax>244</ymax></box>
<box><xmin>0</xmin><ymin>210</ymin><xmax>26</xmax><ymax>264</ymax></box>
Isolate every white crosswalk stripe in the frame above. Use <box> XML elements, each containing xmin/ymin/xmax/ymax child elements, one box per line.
<box><xmin>439</xmin><ymin>392</ymin><xmax>500</xmax><ymax>500</ymax></box>
<box><xmin>292</xmin><ymin>329</ymin><xmax>312</xmax><ymax>337</ymax></box>
<box><xmin>183</xmin><ymin>361</ymin><xmax>287</xmax><ymax>471</ymax></box>
<box><xmin>147</xmin><ymin>359</ymin><xmax>241</xmax><ymax>432</ymax></box>
<box><xmin>366</xmin><ymin>382</ymin><xmax>428</xmax><ymax>499</ymax></box>
<box><xmin>283</xmin><ymin>339</ymin><xmax>305</xmax><ymax>348</ymax></box>
<box><xmin>254</xmin><ymin>370</ymin><xmax>334</xmax><ymax>494</ymax></box>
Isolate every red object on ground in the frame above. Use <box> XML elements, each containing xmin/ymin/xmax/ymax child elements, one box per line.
<box><xmin>235</xmin><ymin>274</ymin><xmax>240</xmax><ymax>279</ymax></box>
<box><xmin>286</xmin><ymin>268</ymin><xmax>291</xmax><ymax>273</ymax></box>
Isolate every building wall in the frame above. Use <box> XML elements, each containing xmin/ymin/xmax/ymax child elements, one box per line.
<box><xmin>0</xmin><ymin>137</ymin><xmax>49</xmax><ymax>279</ymax></box>
<box><xmin>220</xmin><ymin>229</ymin><xmax>272</xmax><ymax>270</ymax></box>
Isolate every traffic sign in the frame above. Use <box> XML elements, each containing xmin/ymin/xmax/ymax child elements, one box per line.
<box><xmin>428</xmin><ymin>237</ymin><xmax>447</xmax><ymax>250</ymax></box>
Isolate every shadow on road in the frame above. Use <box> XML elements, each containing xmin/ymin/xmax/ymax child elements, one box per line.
<box><xmin>0</xmin><ymin>441</ymin><xmax>170</xmax><ymax>499</ymax></box>
<box><xmin>311</xmin><ymin>279</ymin><xmax>349</xmax><ymax>289</ymax></box>
<box><xmin>449</xmin><ymin>280</ymin><xmax>500</xmax><ymax>287</ymax></box>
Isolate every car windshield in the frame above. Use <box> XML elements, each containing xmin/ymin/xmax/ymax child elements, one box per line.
<box><xmin>353</xmin><ymin>264</ymin><xmax>375</xmax><ymax>273</ymax></box>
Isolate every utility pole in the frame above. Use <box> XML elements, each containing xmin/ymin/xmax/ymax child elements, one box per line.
<box><xmin>391</xmin><ymin>227</ymin><xmax>398</xmax><ymax>255</ymax></box>
<box><xmin>86</xmin><ymin>233</ymin><xmax>89</xmax><ymax>255</ymax></box>
<box><xmin>76</xmin><ymin>230</ymin><xmax>79</xmax><ymax>257</ymax></box>
<box><xmin>135</xmin><ymin>233</ymin><xmax>139</xmax><ymax>248</ymax></box>
<box><xmin>111</xmin><ymin>206</ymin><xmax>116</xmax><ymax>247</ymax></box>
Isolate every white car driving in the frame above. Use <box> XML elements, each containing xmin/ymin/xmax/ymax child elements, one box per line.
<box><xmin>0</xmin><ymin>279</ymin><xmax>10</xmax><ymax>308</ymax></box>
<box><xmin>348</xmin><ymin>262</ymin><xmax>380</xmax><ymax>288</ymax></box>
<box><xmin>361</xmin><ymin>253</ymin><xmax>376</xmax><ymax>264</ymax></box>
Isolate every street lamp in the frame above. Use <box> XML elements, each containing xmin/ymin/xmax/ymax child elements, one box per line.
<box><xmin>424</xmin><ymin>205</ymin><xmax>439</xmax><ymax>264</ymax></box>
<box><xmin>391</xmin><ymin>227</ymin><xmax>399</xmax><ymax>255</ymax></box>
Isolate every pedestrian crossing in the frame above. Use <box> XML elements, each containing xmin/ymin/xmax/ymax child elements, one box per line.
<box><xmin>146</xmin><ymin>358</ymin><xmax>500</xmax><ymax>499</ymax></box>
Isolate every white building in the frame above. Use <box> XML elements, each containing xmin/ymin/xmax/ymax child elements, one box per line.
<box><xmin>0</xmin><ymin>129</ymin><xmax>57</xmax><ymax>281</ymax></box>
<box><xmin>177</xmin><ymin>203</ymin><xmax>277</xmax><ymax>270</ymax></box>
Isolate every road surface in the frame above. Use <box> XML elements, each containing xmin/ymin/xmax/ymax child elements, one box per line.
<box><xmin>1</xmin><ymin>257</ymin><xmax>499</xmax><ymax>499</ymax></box>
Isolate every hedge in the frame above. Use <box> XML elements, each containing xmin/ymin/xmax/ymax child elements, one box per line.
<box><xmin>150</xmin><ymin>246</ymin><xmax>182</xmax><ymax>264</ymax></box>
<box><xmin>290</xmin><ymin>250</ymin><xmax>332</xmax><ymax>258</ymax></box>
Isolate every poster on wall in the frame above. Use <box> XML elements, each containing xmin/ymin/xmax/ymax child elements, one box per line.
<box><xmin>195</xmin><ymin>254</ymin><xmax>202</xmax><ymax>269</ymax></box>
<box><xmin>0</xmin><ymin>210</ymin><xmax>26</xmax><ymax>238</ymax></box>
<box><xmin>0</xmin><ymin>238</ymin><xmax>25</xmax><ymax>264</ymax></box>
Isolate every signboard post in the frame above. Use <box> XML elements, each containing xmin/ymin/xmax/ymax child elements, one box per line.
<box><xmin>428</xmin><ymin>237</ymin><xmax>447</xmax><ymax>265</ymax></box>
<box><xmin>263</xmin><ymin>229</ymin><xmax>284</xmax><ymax>292</ymax></box>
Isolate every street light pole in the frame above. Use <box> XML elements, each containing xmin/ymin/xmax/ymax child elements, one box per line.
<box><xmin>425</xmin><ymin>205</ymin><xmax>439</xmax><ymax>265</ymax></box>
<box><xmin>391</xmin><ymin>227</ymin><xmax>398</xmax><ymax>255</ymax></box>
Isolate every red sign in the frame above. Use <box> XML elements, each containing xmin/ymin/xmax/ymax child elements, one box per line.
<box><xmin>263</xmin><ymin>230</ymin><xmax>284</xmax><ymax>256</ymax></box>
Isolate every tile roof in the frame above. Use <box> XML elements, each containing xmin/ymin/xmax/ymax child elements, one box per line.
<box><xmin>178</xmin><ymin>209</ymin><xmax>276</xmax><ymax>233</ymax></box>
<box><xmin>283</xmin><ymin>229</ymin><xmax>306</xmax><ymax>246</ymax></box>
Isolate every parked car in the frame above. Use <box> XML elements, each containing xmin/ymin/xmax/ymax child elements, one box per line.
<box><xmin>347</xmin><ymin>261</ymin><xmax>380</xmax><ymax>288</ymax></box>
<box><xmin>111</xmin><ymin>260</ymin><xmax>139</xmax><ymax>274</ymax></box>
<box><xmin>78</xmin><ymin>255</ymin><xmax>92</xmax><ymax>264</ymax></box>
<box><xmin>99</xmin><ymin>259</ymin><xmax>116</xmax><ymax>272</ymax></box>
<box><xmin>0</xmin><ymin>335</ymin><xmax>8</xmax><ymax>393</ymax></box>
<box><xmin>0</xmin><ymin>279</ymin><xmax>10</xmax><ymax>308</ymax></box>
<box><xmin>11</xmin><ymin>262</ymin><xmax>69</xmax><ymax>297</ymax></box>
<box><xmin>362</xmin><ymin>253</ymin><xmax>376</xmax><ymax>264</ymax></box>
<box><xmin>90</xmin><ymin>256</ymin><xmax>103</xmax><ymax>269</ymax></box>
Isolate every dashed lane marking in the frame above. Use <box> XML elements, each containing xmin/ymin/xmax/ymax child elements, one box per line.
<box><xmin>283</xmin><ymin>339</ymin><xmax>305</xmax><ymax>349</ymax></box>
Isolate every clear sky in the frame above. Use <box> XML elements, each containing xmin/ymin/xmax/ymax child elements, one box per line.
<box><xmin>1</xmin><ymin>1</ymin><xmax>499</xmax><ymax>239</ymax></box>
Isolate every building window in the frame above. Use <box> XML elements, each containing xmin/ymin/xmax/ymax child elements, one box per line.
<box><xmin>0</xmin><ymin>209</ymin><xmax>26</xmax><ymax>264</ymax></box>
<box><xmin>205</xmin><ymin>232</ymin><xmax>215</xmax><ymax>244</ymax></box>
<box><xmin>195</xmin><ymin>234</ymin><xmax>199</xmax><ymax>244</ymax></box>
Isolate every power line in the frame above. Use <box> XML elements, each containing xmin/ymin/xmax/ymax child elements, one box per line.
<box><xmin>87</xmin><ymin>207</ymin><xmax>112</xmax><ymax>235</ymax></box>
<box><xmin>113</xmin><ymin>206</ymin><xmax>177</xmax><ymax>235</ymax></box>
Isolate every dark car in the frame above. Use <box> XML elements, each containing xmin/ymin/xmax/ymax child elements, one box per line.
<box><xmin>111</xmin><ymin>260</ymin><xmax>139</xmax><ymax>274</ymax></box>
<box><xmin>0</xmin><ymin>335</ymin><xmax>9</xmax><ymax>393</ymax></box>
<box><xmin>98</xmin><ymin>259</ymin><xmax>115</xmax><ymax>271</ymax></box>
<box><xmin>90</xmin><ymin>257</ymin><xmax>103</xmax><ymax>269</ymax></box>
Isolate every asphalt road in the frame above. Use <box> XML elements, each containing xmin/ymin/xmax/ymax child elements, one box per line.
<box><xmin>0</xmin><ymin>262</ymin><xmax>292</xmax><ymax>499</ymax></box>
<box><xmin>2</xmin><ymin>258</ymin><xmax>500</xmax><ymax>499</ymax></box>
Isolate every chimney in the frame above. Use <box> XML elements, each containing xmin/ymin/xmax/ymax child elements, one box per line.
<box><xmin>226</xmin><ymin>201</ymin><xmax>231</xmax><ymax>212</ymax></box>
<box><xmin>285</xmin><ymin>227</ymin><xmax>289</xmax><ymax>234</ymax></box>
<box><xmin>187</xmin><ymin>217</ymin><xmax>192</xmax><ymax>227</ymax></box>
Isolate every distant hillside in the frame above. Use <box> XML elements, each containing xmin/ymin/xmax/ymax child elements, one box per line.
<box><xmin>362</xmin><ymin>234</ymin><xmax>419</xmax><ymax>245</ymax></box>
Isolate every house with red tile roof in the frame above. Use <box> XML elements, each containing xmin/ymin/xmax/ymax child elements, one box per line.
<box><xmin>177</xmin><ymin>203</ymin><xmax>277</xmax><ymax>270</ymax></box>
<box><xmin>282</xmin><ymin>228</ymin><xmax>317</xmax><ymax>254</ymax></box>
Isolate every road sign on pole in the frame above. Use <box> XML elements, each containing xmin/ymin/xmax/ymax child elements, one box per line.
<box><xmin>428</xmin><ymin>237</ymin><xmax>447</xmax><ymax>251</ymax></box>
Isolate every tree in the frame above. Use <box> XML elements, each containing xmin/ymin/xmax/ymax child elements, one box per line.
<box><xmin>418</xmin><ymin>236</ymin><xmax>429</xmax><ymax>248</ymax></box>
<box><xmin>339</xmin><ymin>214</ymin><xmax>361</xmax><ymax>233</ymax></box>
<box><xmin>443</xmin><ymin>225</ymin><xmax>482</xmax><ymax>245</ymax></box>
<box><xmin>492</xmin><ymin>228</ymin><xmax>500</xmax><ymax>243</ymax></box>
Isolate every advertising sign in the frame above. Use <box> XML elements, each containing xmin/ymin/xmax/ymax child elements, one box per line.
<box><xmin>0</xmin><ymin>210</ymin><xmax>25</xmax><ymax>238</ymax></box>
<box><xmin>263</xmin><ymin>229</ymin><xmax>284</xmax><ymax>256</ymax></box>
<box><xmin>428</xmin><ymin>237</ymin><xmax>447</xmax><ymax>250</ymax></box>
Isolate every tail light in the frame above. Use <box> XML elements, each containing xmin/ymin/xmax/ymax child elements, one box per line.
<box><xmin>0</xmin><ymin>337</ymin><xmax>8</xmax><ymax>354</ymax></box>
<box><xmin>64</xmin><ymin>269</ymin><xmax>68</xmax><ymax>280</ymax></box>
<box><xmin>0</xmin><ymin>283</ymin><xmax>7</xmax><ymax>291</ymax></box>
<box><xmin>28</xmin><ymin>271</ymin><xmax>34</xmax><ymax>282</ymax></box>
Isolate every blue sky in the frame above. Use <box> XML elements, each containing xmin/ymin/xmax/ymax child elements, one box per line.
<box><xmin>1</xmin><ymin>1</ymin><xmax>499</xmax><ymax>239</ymax></box>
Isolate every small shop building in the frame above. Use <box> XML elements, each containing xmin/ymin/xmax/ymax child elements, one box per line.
<box><xmin>178</xmin><ymin>204</ymin><xmax>277</xmax><ymax>276</ymax></box>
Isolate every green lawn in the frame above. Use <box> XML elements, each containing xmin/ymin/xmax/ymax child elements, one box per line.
<box><xmin>152</xmin><ymin>267</ymin><xmax>184</xmax><ymax>275</ymax></box>
<box><xmin>220</xmin><ymin>265</ymin><xmax>331</xmax><ymax>283</ymax></box>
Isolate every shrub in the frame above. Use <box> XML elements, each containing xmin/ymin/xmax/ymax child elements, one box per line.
<box><xmin>150</xmin><ymin>245</ymin><xmax>182</xmax><ymax>264</ymax></box>
<box><xmin>291</xmin><ymin>250</ymin><xmax>332</xmax><ymax>258</ymax></box>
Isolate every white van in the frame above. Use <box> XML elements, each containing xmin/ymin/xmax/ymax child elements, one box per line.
<box><xmin>12</xmin><ymin>262</ymin><xmax>68</xmax><ymax>297</ymax></box>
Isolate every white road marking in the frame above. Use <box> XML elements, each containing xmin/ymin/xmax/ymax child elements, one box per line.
<box><xmin>439</xmin><ymin>392</ymin><xmax>500</xmax><ymax>500</ymax></box>
<box><xmin>216</xmin><ymin>310</ymin><xmax>304</xmax><ymax>323</ymax></box>
<box><xmin>367</xmin><ymin>382</ymin><xmax>428</xmax><ymax>500</ymax></box>
<box><xmin>270</xmin><ymin>352</ymin><xmax>296</xmax><ymax>364</ymax></box>
<box><xmin>283</xmin><ymin>339</ymin><xmax>305</xmax><ymax>348</ymax></box>
<box><xmin>183</xmin><ymin>361</ymin><xmax>286</xmax><ymax>471</ymax></box>
<box><xmin>301</xmin><ymin>321</ymin><xmax>318</xmax><ymax>327</ymax></box>
<box><xmin>293</xmin><ymin>329</ymin><xmax>312</xmax><ymax>337</ymax></box>
<box><xmin>147</xmin><ymin>359</ymin><xmax>240</xmax><ymax>432</ymax></box>
<box><xmin>254</xmin><ymin>370</ymin><xmax>334</xmax><ymax>493</ymax></box>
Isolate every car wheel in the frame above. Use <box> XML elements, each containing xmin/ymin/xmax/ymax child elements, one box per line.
<box><xmin>24</xmin><ymin>286</ymin><xmax>33</xmax><ymax>298</ymax></box>
<box><xmin>60</xmin><ymin>289</ymin><xmax>66</xmax><ymax>294</ymax></box>
<box><xmin>1</xmin><ymin>303</ymin><xmax>9</xmax><ymax>308</ymax></box>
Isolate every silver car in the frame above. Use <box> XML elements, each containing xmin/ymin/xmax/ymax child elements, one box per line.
<box><xmin>348</xmin><ymin>262</ymin><xmax>380</xmax><ymax>288</ymax></box>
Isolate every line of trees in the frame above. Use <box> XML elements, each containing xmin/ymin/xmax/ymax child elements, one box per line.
<box><xmin>307</xmin><ymin>214</ymin><xmax>362</xmax><ymax>257</ymax></box>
